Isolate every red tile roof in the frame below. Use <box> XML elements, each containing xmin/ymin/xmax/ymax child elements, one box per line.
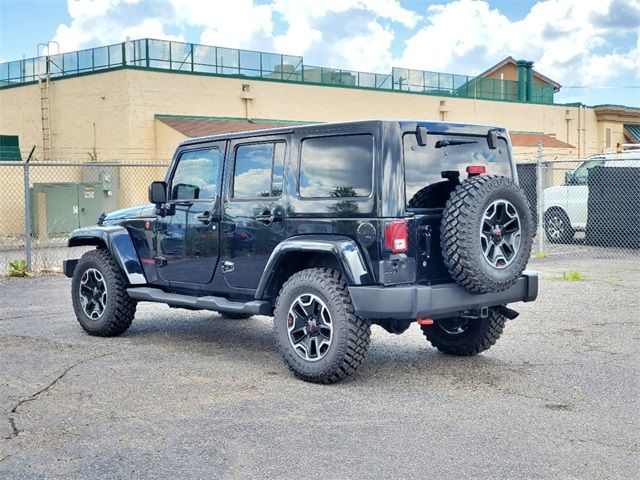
<box><xmin>510</xmin><ymin>133</ymin><xmax>574</xmax><ymax>149</ymax></box>
<box><xmin>158</xmin><ymin>117</ymin><xmax>575</xmax><ymax>149</ymax></box>
<box><xmin>157</xmin><ymin>117</ymin><xmax>293</xmax><ymax>137</ymax></box>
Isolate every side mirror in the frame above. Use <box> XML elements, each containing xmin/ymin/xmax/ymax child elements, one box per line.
<box><xmin>149</xmin><ymin>181</ymin><xmax>167</xmax><ymax>204</ymax></box>
<box><xmin>416</xmin><ymin>126</ymin><xmax>428</xmax><ymax>146</ymax></box>
<box><xmin>564</xmin><ymin>172</ymin><xmax>575</xmax><ymax>185</ymax></box>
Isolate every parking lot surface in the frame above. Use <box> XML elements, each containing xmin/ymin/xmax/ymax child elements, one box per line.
<box><xmin>1</xmin><ymin>257</ymin><xmax>638</xmax><ymax>479</ymax></box>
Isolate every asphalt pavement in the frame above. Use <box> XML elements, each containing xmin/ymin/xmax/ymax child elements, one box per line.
<box><xmin>0</xmin><ymin>257</ymin><xmax>638</xmax><ymax>479</ymax></box>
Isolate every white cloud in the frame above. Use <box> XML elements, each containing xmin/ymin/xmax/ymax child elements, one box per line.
<box><xmin>53</xmin><ymin>0</ymin><xmax>181</xmax><ymax>53</ymax></box>
<box><xmin>169</xmin><ymin>0</ymin><xmax>273</xmax><ymax>50</ymax></box>
<box><xmin>327</xmin><ymin>21</ymin><xmax>395</xmax><ymax>73</ymax></box>
<box><xmin>271</xmin><ymin>0</ymin><xmax>418</xmax><ymax>58</ymax></box>
<box><xmin>49</xmin><ymin>0</ymin><xmax>640</xmax><ymax>93</ymax></box>
<box><xmin>122</xmin><ymin>18</ymin><xmax>184</xmax><ymax>43</ymax></box>
<box><xmin>398</xmin><ymin>0</ymin><xmax>640</xmax><ymax>86</ymax></box>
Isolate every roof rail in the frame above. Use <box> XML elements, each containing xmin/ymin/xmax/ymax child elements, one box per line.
<box><xmin>620</xmin><ymin>143</ymin><xmax>640</xmax><ymax>150</ymax></box>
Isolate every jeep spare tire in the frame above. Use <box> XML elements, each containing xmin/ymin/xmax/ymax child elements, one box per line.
<box><xmin>440</xmin><ymin>175</ymin><xmax>533</xmax><ymax>294</ymax></box>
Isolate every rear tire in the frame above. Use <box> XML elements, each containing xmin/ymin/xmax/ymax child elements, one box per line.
<box><xmin>274</xmin><ymin>268</ymin><xmax>371</xmax><ymax>384</ymax></box>
<box><xmin>71</xmin><ymin>248</ymin><xmax>136</xmax><ymax>337</ymax></box>
<box><xmin>420</xmin><ymin>308</ymin><xmax>506</xmax><ymax>356</ymax></box>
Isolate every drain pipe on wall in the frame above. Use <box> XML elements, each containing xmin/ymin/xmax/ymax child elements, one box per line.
<box><xmin>577</xmin><ymin>104</ymin><xmax>582</xmax><ymax>158</ymax></box>
<box><xmin>241</xmin><ymin>84</ymin><xmax>255</xmax><ymax>121</ymax></box>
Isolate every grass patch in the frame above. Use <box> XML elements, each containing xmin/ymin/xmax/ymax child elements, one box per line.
<box><xmin>549</xmin><ymin>270</ymin><xmax>586</xmax><ymax>282</ymax></box>
<box><xmin>561</xmin><ymin>270</ymin><xmax>583</xmax><ymax>281</ymax></box>
<box><xmin>7</xmin><ymin>259</ymin><xmax>35</xmax><ymax>278</ymax></box>
<box><xmin>531</xmin><ymin>251</ymin><xmax>548</xmax><ymax>260</ymax></box>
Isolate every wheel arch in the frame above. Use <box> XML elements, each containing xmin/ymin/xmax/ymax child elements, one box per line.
<box><xmin>68</xmin><ymin>226</ymin><xmax>146</xmax><ymax>285</ymax></box>
<box><xmin>255</xmin><ymin>235</ymin><xmax>372</xmax><ymax>301</ymax></box>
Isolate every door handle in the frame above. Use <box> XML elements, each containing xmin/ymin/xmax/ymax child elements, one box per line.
<box><xmin>196</xmin><ymin>211</ymin><xmax>214</xmax><ymax>225</ymax></box>
<box><xmin>255</xmin><ymin>213</ymin><xmax>275</xmax><ymax>224</ymax></box>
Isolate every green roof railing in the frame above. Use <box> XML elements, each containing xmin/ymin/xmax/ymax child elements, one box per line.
<box><xmin>0</xmin><ymin>38</ymin><xmax>554</xmax><ymax>104</ymax></box>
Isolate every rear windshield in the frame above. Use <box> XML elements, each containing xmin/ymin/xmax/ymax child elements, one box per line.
<box><xmin>404</xmin><ymin>132</ymin><xmax>512</xmax><ymax>207</ymax></box>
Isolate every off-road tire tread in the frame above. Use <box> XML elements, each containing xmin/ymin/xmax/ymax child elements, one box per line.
<box><xmin>420</xmin><ymin>309</ymin><xmax>506</xmax><ymax>356</ymax></box>
<box><xmin>72</xmin><ymin>248</ymin><xmax>136</xmax><ymax>337</ymax></box>
<box><xmin>274</xmin><ymin>268</ymin><xmax>371</xmax><ymax>384</ymax></box>
<box><xmin>441</xmin><ymin>175</ymin><xmax>532</xmax><ymax>294</ymax></box>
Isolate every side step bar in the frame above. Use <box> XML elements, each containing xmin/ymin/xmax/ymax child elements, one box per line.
<box><xmin>127</xmin><ymin>287</ymin><xmax>272</xmax><ymax>316</ymax></box>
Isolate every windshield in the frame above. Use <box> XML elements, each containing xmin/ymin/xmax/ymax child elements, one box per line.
<box><xmin>403</xmin><ymin>132</ymin><xmax>512</xmax><ymax>207</ymax></box>
<box><xmin>572</xmin><ymin>159</ymin><xmax>604</xmax><ymax>184</ymax></box>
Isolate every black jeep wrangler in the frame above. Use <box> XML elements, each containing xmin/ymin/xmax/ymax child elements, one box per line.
<box><xmin>64</xmin><ymin>120</ymin><xmax>537</xmax><ymax>384</ymax></box>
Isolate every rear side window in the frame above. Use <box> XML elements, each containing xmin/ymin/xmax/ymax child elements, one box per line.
<box><xmin>404</xmin><ymin>132</ymin><xmax>512</xmax><ymax>207</ymax></box>
<box><xmin>299</xmin><ymin>134</ymin><xmax>373</xmax><ymax>198</ymax></box>
<box><xmin>233</xmin><ymin>142</ymin><xmax>285</xmax><ymax>198</ymax></box>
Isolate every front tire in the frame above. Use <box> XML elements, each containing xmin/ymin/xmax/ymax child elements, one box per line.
<box><xmin>274</xmin><ymin>268</ymin><xmax>371</xmax><ymax>384</ymax></box>
<box><xmin>420</xmin><ymin>308</ymin><xmax>506</xmax><ymax>356</ymax></box>
<box><xmin>544</xmin><ymin>209</ymin><xmax>574</xmax><ymax>243</ymax></box>
<box><xmin>71</xmin><ymin>249</ymin><xmax>136</xmax><ymax>337</ymax></box>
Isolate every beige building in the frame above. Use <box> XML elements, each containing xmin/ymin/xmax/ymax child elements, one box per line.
<box><xmin>1</xmin><ymin>39</ymin><xmax>639</xmax><ymax>236</ymax></box>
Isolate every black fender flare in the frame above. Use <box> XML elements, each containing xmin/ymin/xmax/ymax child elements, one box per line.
<box><xmin>68</xmin><ymin>226</ymin><xmax>146</xmax><ymax>285</ymax></box>
<box><xmin>255</xmin><ymin>235</ymin><xmax>372</xmax><ymax>300</ymax></box>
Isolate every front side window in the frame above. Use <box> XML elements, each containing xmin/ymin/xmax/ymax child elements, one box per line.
<box><xmin>171</xmin><ymin>148</ymin><xmax>222</xmax><ymax>200</ymax></box>
<box><xmin>233</xmin><ymin>142</ymin><xmax>285</xmax><ymax>198</ymax></box>
<box><xmin>299</xmin><ymin>134</ymin><xmax>374</xmax><ymax>198</ymax></box>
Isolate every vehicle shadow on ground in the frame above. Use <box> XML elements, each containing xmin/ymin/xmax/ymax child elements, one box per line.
<box><xmin>121</xmin><ymin>310</ymin><xmax>509</xmax><ymax>385</ymax></box>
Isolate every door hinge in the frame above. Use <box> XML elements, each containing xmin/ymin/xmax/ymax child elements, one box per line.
<box><xmin>222</xmin><ymin>261</ymin><xmax>234</xmax><ymax>273</ymax></box>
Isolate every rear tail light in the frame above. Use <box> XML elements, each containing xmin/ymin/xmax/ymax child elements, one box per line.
<box><xmin>384</xmin><ymin>220</ymin><xmax>408</xmax><ymax>253</ymax></box>
<box><xmin>466</xmin><ymin>165</ymin><xmax>486</xmax><ymax>175</ymax></box>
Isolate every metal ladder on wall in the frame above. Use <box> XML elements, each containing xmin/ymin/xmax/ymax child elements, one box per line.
<box><xmin>37</xmin><ymin>41</ymin><xmax>59</xmax><ymax>161</ymax></box>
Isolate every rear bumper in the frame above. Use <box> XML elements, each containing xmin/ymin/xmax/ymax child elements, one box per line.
<box><xmin>349</xmin><ymin>271</ymin><xmax>538</xmax><ymax>320</ymax></box>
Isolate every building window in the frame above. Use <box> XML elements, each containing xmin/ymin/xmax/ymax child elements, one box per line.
<box><xmin>0</xmin><ymin>135</ymin><xmax>21</xmax><ymax>162</ymax></box>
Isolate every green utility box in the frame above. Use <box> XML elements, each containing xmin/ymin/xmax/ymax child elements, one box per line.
<box><xmin>30</xmin><ymin>182</ymin><xmax>105</xmax><ymax>238</ymax></box>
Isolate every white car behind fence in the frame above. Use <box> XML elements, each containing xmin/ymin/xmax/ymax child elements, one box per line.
<box><xmin>542</xmin><ymin>148</ymin><xmax>640</xmax><ymax>244</ymax></box>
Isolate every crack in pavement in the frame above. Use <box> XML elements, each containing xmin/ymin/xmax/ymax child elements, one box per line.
<box><xmin>4</xmin><ymin>351</ymin><xmax>115</xmax><ymax>440</ymax></box>
<box><xmin>0</xmin><ymin>311</ymin><xmax>69</xmax><ymax>321</ymax></box>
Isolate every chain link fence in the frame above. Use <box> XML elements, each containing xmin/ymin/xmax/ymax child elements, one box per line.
<box><xmin>1</xmin><ymin>146</ymin><xmax>639</xmax><ymax>275</ymax></box>
<box><xmin>0</xmin><ymin>161</ymin><xmax>167</xmax><ymax>274</ymax></box>
<box><xmin>517</xmin><ymin>146</ymin><xmax>640</xmax><ymax>260</ymax></box>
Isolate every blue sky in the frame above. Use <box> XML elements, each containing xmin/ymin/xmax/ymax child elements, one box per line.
<box><xmin>1</xmin><ymin>0</ymin><xmax>639</xmax><ymax>107</ymax></box>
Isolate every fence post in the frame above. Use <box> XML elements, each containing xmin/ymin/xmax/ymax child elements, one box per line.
<box><xmin>536</xmin><ymin>142</ymin><xmax>544</xmax><ymax>254</ymax></box>
<box><xmin>23</xmin><ymin>151</ymin><xmax>34</xmax><ymax>270</ymax></box>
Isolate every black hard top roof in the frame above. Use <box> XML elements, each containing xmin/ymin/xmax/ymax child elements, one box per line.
<box><xmin>179</xmin><ymin>119</ymin><xmax>507</xmax><ymax>147</ymax></box>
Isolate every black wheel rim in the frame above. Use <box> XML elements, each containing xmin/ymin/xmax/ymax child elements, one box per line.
<box><xmin>480</xmin><ymin>199</ymin><xmax>522</xmax><ymax>269</ymax></box>
<box><xmin>438</xmin><ymin>317</ymin><xmax>471</xmax><ymax>335</ymax></box>
<box><xmin>79</xmin><ymin>268</ymin><xmax>107</xmax><ymax>320</ymax></box>
<box><xmin>287</xmin><ymin>294</ymin><xmax>333</xmax><ymax>362</ymax></box>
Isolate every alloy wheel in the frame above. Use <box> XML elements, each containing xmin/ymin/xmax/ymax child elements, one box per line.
<box><xmin>287</xmin><ymin>293</ymin><xmax>333</xmax><ymax>362</ymax></box>
<box><xmin>79</xmin><ymin>268</ymin><xmax>107</xmax><ymax>320</ymax></box>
